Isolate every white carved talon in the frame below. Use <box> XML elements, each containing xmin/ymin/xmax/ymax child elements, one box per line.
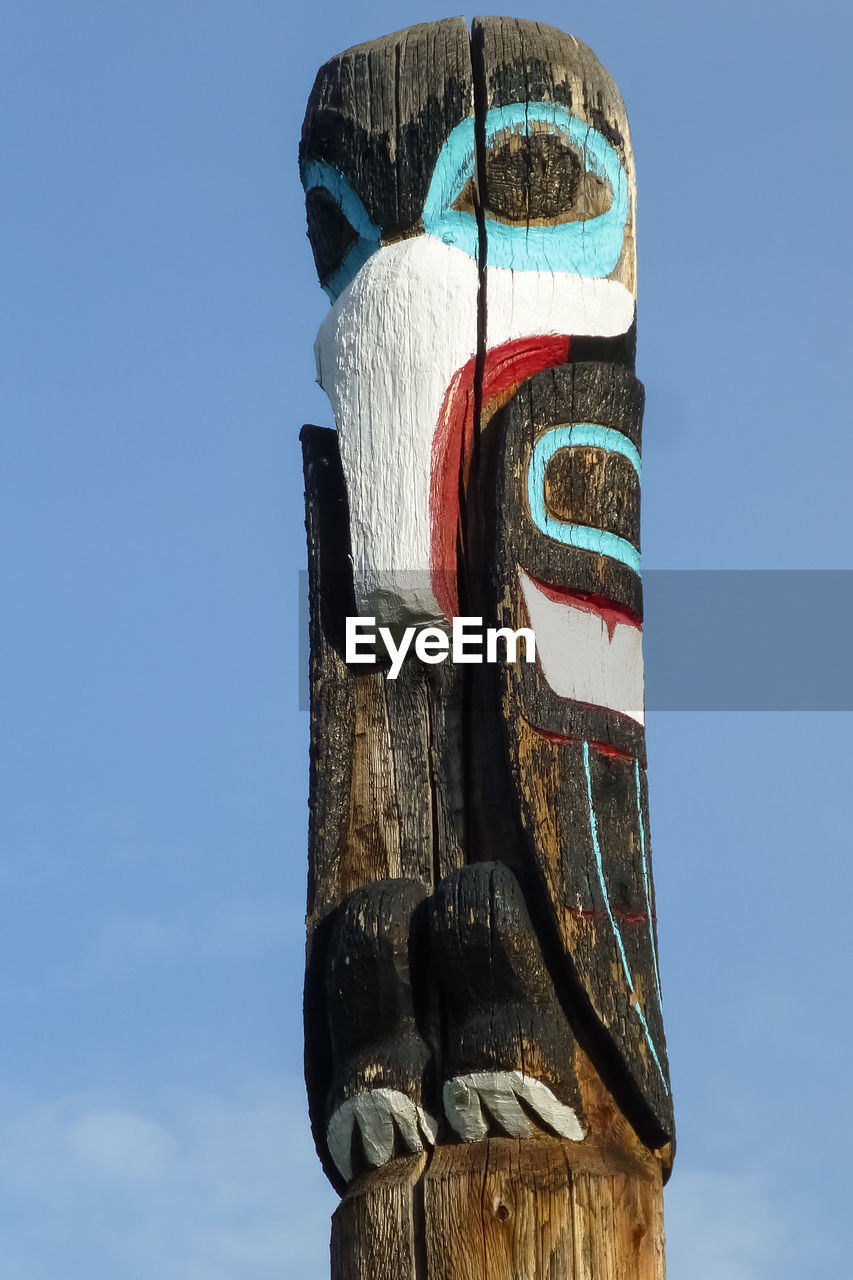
<box><xmin>443</xmin><ymin>1070</ymin><xmax>585</xmax><ymax>1143</ymax></box>
<box><xmin>327</xmin><ymin>1088</ymin><xmax>439</xmax><ymax>1182</ymax></box>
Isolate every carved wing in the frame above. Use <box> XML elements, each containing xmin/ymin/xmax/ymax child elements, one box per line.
<box><xmin>470</xmin><ymin>361</ymin><xmax>674</xmax><ymax>1147</ymax></box>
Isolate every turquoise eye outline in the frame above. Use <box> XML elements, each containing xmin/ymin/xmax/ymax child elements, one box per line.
<box><xmin>300</xmin><ymin>159</ymin><xmax>381</xmax><ymax>302</ymax></box>
<box><xmin>527</xmin><ymin>424</ymin><xmax>641</xmax><ymax>571</ymax></box>
<box><xmin>422</xmin><ymin>102</ymin><xmax>630</xmax><ymax>277</ymax></box>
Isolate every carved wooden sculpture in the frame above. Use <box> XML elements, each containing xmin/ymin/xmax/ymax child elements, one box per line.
<box><xmin>300</xmin><ymin>17</ymin><xmax>674</xmax><ymax>1278</ymax></box>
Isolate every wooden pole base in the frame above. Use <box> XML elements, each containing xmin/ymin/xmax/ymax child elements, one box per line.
<box><xmin>330</xmin><ymin>1138</ymin><xmax>665</xmax><ymax>1280</ymax></box>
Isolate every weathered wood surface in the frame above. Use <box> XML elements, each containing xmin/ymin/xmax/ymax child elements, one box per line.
<box><xmin>424</xmin><ymin>1140</ymin><xmax>664</xmax><ymax>1280</ymax></box>
<box><xmin>468</xmin><ymin>359</ymin><xmax>673</xmax><ymax>1146</ymax></box>
<box><xmin>431</xmin><ymin>862</ymin><xmax>584</xmax><ymax>1143</ymax></box>
<box><xmin>301</xmin><ymin>424</ymin><xmax>467</xmax><ymax>921</ymax></box>
<box><xmin>330</xmin><ymin>1153</ymin><xmax>426</xmax><ymax>1280</ymax></box>
<box><xmin>331</xmin><ymin>1031</ymin><xmax>670</xmax><ymax>1278</ymax></box>
<box><xmin>301</xmin><ymin>20</ymin><xmax>474</xmax><ymax>259</ymax></box>
<box><xmin>299</xmin><ymin>16</ymin><xmax>674</xmax><ymax>1279</ymax></box>
<box><xmin>332</xmin><ymin>1129</ymin><xmax>665</xmax><ymax>1280</ymax></box>
<box><xmin>302</xmin><ymin>424</ymin><xmax>465</xmax><ymax>1189</ymax></box>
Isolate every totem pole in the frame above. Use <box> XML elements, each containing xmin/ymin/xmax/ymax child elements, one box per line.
<box><xmin>299</xmin><ymin>18</ymin><xmax>674</xmax><ymax>1278</ymax></box>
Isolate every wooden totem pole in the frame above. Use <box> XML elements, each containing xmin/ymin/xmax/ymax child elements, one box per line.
<box><xmin>299</xmin><ymin>18</ymin><xmax>674</xmax><ymax>1279</ymax></box>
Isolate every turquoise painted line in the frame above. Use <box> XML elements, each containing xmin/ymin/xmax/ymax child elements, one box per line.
<box><xmin>299</xmin><ymin>160</ymin><xmax>382</xmax><ymax>301</ymax></box>
<box><xmin>423</xmin><ymin>102</ymin><xmax>629</xmax><ymax>276</ymax></box>
<box><xmin>527</xmin><ymin>425</ymin><xmax>641</xmax><ymax>571</ymax></box>
<box><xmin>583</xmin><ymin>743</ymin><xmax>668</xmax><ymax>1092</ymax></box>
<box><xmin>635</xmin><ymin>759</ymin><xmax>663</xmax><ymax>1011</ymax></box>
<box><xmin>421</xmin><ymin>116</ymin><xmax>479</xmax><ymax>260</ymax></box>
<box><xmin>634</xmin><ymin>1004</ymin><xmax>667</xmax><ymax>1088</ymax></box>
<box><xmin>302</xmin><ymin>101</ymin><xmax>629</xmax><ymax>292</ymax></box>
<box><xmin>530</xmin><ymin>523</ymin><xmax>640</xmax><ymax>572</ymax></box>
<box><xmin>321</xmin><ymin>240</ymin><xmax>376</xmax><ymax>303</ymax></box>
<box><xmin>299</xmin><ymin>161</ymin><xmax>379</xmax><ymax>239</ymax></box>
<box><xmin>531</xmin><ymin>424</ymin><xmax>641</xmax><ymax>476</ymax></box>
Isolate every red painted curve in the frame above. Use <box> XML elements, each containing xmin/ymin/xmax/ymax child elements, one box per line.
<box><xmin>429</xmin><ymin>335</ymin><xmax>571</xmax><ymax>620</ymax></box>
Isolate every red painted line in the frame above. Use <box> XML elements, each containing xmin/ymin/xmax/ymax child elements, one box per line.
<box><xmin>533</xmin><ymin>726</ymin><xmax>580</xmax><ymax>746</ymax></box>
<box><xmin>591</xmin><ymin>741</ymin><xmax>635</xmax><ymax>761</ymax></box>
<box><xmin>523</xmin><ymin>573</ymin><xmax>642</xmax><ymax>640</ymax></box>
<box><xmin>429</xmin><ymin>335</ymin><xmax>571</xmax><ymax>620</ymax></box>
<box><xmin>528</xmin><ymin>724</ymin><xmax>636</xmax><ymax>763</ymax></box>
<box><xmin>566</xmin><ymin>906</ymin><xmax>654</xmax><ymax>924</ymax></box>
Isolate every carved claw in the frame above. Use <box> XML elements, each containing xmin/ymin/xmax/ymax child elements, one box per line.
<box><xmin>443</xmin><ymin>1071</ymin><xmax>586</xmax><ymax>1143</ymax></box>
<box><xmin>327</xmin><ymin>1088</ymin><xmax>439</xmax><ymax>1182</ymax></box>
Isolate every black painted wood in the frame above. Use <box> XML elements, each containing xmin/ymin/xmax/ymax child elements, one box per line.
<box><xmin>300</xmin><ymin>19</ymin><xmax>474</xmax><ymax>260</ymax></box>
<box><xmin>468</xmin><ymin>362</ymin><xmax>674</xmax><ymax>1147</ymax></box>
<box><xmin>325</xmin><ymin>879</ymin><xmax>434</xmax><ymax>1121</ymax></box>
<box><xmin>481</xmin><ymin>361</ymin><xmax>645</xmax><ymax>619</ymax></box>
<box><xmin>430</xmin><ymin>862</ymin><xmax>582</xmax><ymax>1120</ymax></box>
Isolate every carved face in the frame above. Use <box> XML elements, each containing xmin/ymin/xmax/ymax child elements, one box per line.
<box><xmin>301</xmin><ymin>18</ymin><xmax>637</xmax><ymax>627</ymax></box>
<box><xmin>301</xmin><ymin>21</ymin><xmax>673</xmax><ymax>1153</ymax></box>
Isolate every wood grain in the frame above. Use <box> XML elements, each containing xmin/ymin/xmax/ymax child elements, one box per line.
<box><xmin>331</xmin><ymin>1137</ymin><xmax>665</xmax><ymax>1280</ymax></box>
<box><xmin>331</xmin><ymin>1153</ymin><xmax>427</xmax><ymax>1280</ymax></box>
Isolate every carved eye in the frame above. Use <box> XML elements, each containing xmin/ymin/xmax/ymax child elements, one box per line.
<box><xmin>527</xmin><ymin>425</ymin><xmax>641</xmax><ymax>572</ymax></box>
<box><xmin>543</xmin><ymin>446</ymin><xmax>639</xmax><ymax>543</ymax></box>
<box><xmin>305</xmin><ymin>187</ymin><xmax>359</xmax><ymax>285</ymax></box>
<box><xmin>422</xmin><ymin>105</ymin><xmax>629</xmax><ymax>278</ymax></box>
<box><xmin>492</xmin><ymin>132</ymin><xmax>611</xmax><ymax>225</ymax></box>
<box><xmin>300</xmin><ymin>160</ymin><xmax>381</xmax><ymax>302</ymax></box>
<box><xmin>452</xmin><ymin>130</ymin><xmax>613</xmax><ymax>225</ymax></box>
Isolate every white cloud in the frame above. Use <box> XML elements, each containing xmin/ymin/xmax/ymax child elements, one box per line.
<box><xmin>0</xmin><ymin>1076</ymin><xmax>336</xmax><ymax>1280</ymax></box>
<box><xmin>66</xmin><ymin>1109</ymin><xmax>177</xmax><ymax>1180</ymax></box>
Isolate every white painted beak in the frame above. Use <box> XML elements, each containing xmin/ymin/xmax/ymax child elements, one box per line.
<box><xmin>315</xmin><ymin>238</ymin><xmax>478</xmax><ymax>628</ymax></box>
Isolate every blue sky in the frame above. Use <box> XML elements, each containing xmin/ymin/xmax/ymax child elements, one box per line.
<box><xmin>2</xmin><ymin>2</ymin><xmax>851</xmax><ymax>1276</ymax></box>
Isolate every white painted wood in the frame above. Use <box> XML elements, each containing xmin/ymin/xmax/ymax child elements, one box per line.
<box><xmin>327</xmin><ymin>1089</ymin><xmax>439</xmax><ymax>1183</ymax></box>
<box><xmin>444</xmin><ymin>1070</ymin><xmax>585</xmax><ymax>1142</ymax></box>
<box><xmin>519</xmin><ymin>570</ymin><xmax>645</xmax><ymax>724</ymax></box>
<box><xmin>485</xmin><ymin>270</ymin><xmax>634</xmax><ymax>347</ymax></box>
<box><xmin>315</xmin><ymin>236</ymin><xmax>479</xmax><ymax>629</ymax></box>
